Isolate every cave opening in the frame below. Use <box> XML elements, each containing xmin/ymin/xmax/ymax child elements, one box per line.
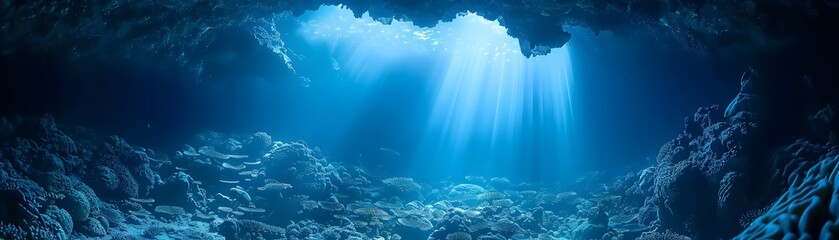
<box><xmin>1</xmin><ymin>1</ymin><xmax>837</xmax><ymax>239</ymax></box>
<box><xmin>288</xmin><ymin>5</ymin><xmax>577</xmax><ymax>181</ymax></box>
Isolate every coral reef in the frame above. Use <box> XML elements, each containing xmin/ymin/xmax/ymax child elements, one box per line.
<box><xmin>621</xmin><ymin>69</ymin><xmax>839</xmax><ymax>239</ymax></box>
<box><xmin>635</xmin><ymin>69</ymin><xmax>775</xmax><ymax>238</ymax></box>
<box><xmin>736</xmin><ymin>152</ymin><xmax>839</xmax><ymax>239</ymax></box>
<box><xmin>0</xmin><ymin>68</ymin><xmax>835</xmax><ymax>239</ymax></box>
<box><xmin>262</xmin><ymin>140</ymin><xmax>341</xmax><ymax>196</ymax></box>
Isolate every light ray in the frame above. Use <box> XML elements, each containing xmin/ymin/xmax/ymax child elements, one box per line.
<box><xmin>297</xmin><ymin>5</ymin><xmax>575</xmax><ymax>180</ymax></box>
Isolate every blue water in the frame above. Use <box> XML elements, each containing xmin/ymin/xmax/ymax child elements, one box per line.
<box><xmin>1</xmin><ymin>5</ymin><xmax>743</xmax><ymax>181</ymax></box>
<box><xmin>5</xmin><ymin>3</ymin><xmax>830</xmax><ymax>240</ymax></box>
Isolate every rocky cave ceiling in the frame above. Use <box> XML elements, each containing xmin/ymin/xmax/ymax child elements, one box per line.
<box><xmin>1</xmin><ymin>0</ymin><xmax>838</xmax><ymax>79</ymax></box>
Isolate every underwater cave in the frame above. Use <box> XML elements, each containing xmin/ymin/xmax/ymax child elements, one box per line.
<box><xmin>0</xmin><ymin>0</ymin><xmax>838</xmax><ymax>239</ymax></box>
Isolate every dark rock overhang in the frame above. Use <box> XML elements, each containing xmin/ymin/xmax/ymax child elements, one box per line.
<box><xmin>1</xmin><ymin>0</ymin><xmax>837</xmax><ymax>77</ymax></box>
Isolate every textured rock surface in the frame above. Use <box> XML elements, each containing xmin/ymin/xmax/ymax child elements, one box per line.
<box><xmin>627</xmin><ymin>68</ymin><xmax>839</xmax><ymax>239</ymax></box>
<box><xmin>649</xmin><ymin>74</ymin><xmax>764</xmax><ymax>238</ymax></box>
<box><xmin>0</xmin><ymin>67</ymin><xmax>836</xmax><ymax>239</ymax></box>
<box><xmin>1</xmin><ymin>0</ymin><xmax>836</xmax><ymax>80</ymax></box>
<box><xmin>737</xmin><ymin>152</ymin><xmax>839</xmax><ymax>239</ymax></box>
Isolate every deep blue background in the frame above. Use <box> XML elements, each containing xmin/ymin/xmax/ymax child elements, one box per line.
<box><xmin>0</xmin><ymin>18</ymin><xmax>753</xmax><ymax>182</ymax></box>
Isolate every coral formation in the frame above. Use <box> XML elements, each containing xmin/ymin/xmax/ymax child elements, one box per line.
<box><xmin>0</xmin><ymin>66</ymin><xmax>836</xmax><ymax>240</ymax></box>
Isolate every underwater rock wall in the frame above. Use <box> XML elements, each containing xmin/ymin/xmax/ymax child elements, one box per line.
<box><xmin>1</xmin><ymin>0</ymin><xmax>836</xmax><ymax>75</ymax></box>
<box><xmin>632</xmin><ymin>69</ymin><xmax>839</xmax><ymax>239</ymax></box>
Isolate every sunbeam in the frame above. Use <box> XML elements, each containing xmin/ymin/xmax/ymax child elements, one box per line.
<box><xmin>298</xmin><ymin>5</ymin><xmax>575</xmax><ymax>180</ymax></box>
<box><xmin>420</xmin><ymin>16</ymin><xmax>575</xmax><ymax>180</ymax></box>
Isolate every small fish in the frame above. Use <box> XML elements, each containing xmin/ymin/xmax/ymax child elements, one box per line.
<box><xmin>193</xmin><ymin>211</ymin><xmax>216</xmax><ymax>220</ymax></box>
<box><xmin>175</xmin><ymin>167</ymin><xmax>188</xmax><ymax>171</ymax></box>
<box><xmin>331</xmin><ymin>58</ymin><xmax>341</xmax><ymax>70</ymax></box>
<box><xmin>199</xmin><ymin>146</ymin><xmax>229</xmax><ymax>159</ymax></box>
<box><xmin>217</xmin><ymin>206</ymin><xmax>234</xmax><ymax>213</ymax></box>
<box><xmin>238</xmin><ymin>206</ymin><xmax>265</xmax><ymax>213</ymax></box>
<box><xmin>379</xmin><ymin>147</ymin><xmax>401</xmax><ymax>157</ymax></box>
<box><xmin>129</xmin><ymin>197</ymin><xmax>155</xmax><ymax>204</ymax></box>
<box><xmin>199</xmin><ymin>146</ymin><xmax>249</xmax><ymax>160</ymax></box>
<box><xmin>222</xmin><ymin>162</ymin><xmax>246</xmax><ymax>170</ymax></box>
<box><xmin>193</xmin><ymin>180</ymin><xmax>203</xmax><ymax>185</ymax></box>
<box><xmin>148</xmin><ymin>157</ymin><xmax>169</xmax><ymax>163</ymax></box>
<box><xmin>257</xmin><ymin>183</ymin><xmax>292</xmax><ymax>191</ymax></box>
<box><xmin>243</xmin><ymin>160</ymin><xmax>262</xmax><ymax>165</ymax></box>
<box><xmin>128</xmin><ymin>210</ymin><xmax>151</xmax><ymax>216</ymax></box>
<box><xmin>216</xmin><ymin>193</ymin><xmax>234</xmax><ymax>202</ymax></box>
<box><xmin>230</xmin><ymin>187</ymin><xmax>252</xmax><ymax>202</ymax></box>
<box><xmin>219</xmin><ymin>180</ymin><xmax>240</xmax><ymax>184</ymax></box>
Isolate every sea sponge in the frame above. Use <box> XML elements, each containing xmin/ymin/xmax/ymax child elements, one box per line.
<box><xmin>59</xmin><ymin>190</ymin><xmax>90</xmax><ymax>222</ymax></box>
<box><xmin>87</xmin><ymin>166</ymin><xmax>120</xmax><ymax>191</ymax></box>
<box><xmin>0</xmin><ymin>223</ymin><xmax>27</xmax><ymax>240</ymax></box>
<box><xmin>262</xmin><ymin>141</ymin><xmax>339</xmax><ymax>197</ymax></box>
<box><xmin>77</xmin><ymin>218</ymin><xmax>106</xmax><ymax>237</ymax></box>
<box><xmin>53</xmin><ymin>133</ymin><xmax>78</xmax><ymax>156</ymax></box>
<box><xmin>34</xmin><ymin>171</ymin><xmax>74</xmax><ymax>195</ymax></box>
<box><xmin>216</xmin><ymin>219</ymin><xmax>240</xmax><ymax>239</ymax></box>
<box><xmin>129</xmin><ymin>163</ymin><xmax>155</xmax><ymax>196</ymax></box>
<box><xmin>736</xmin><ymin>154</ymin><xmax>839</xmax><ymax>239</ymax></box>
<box><xmin>0</xmin><ymin>178</ymin><xmax>45</xmax><ymax>223</ymax></box>
<box><xmin>98</xmin><ymin>205</ymin><xmax>125</xmax><ymax>226</ymax></box>
<box><xmin>244</xmin><ymin>132</ymin><xmax>272</xmax><ymax>156</ymax></box>
<box><xmin>31</xmin><ymin>150</ymin><xmax>65</xmax><ymax>174</ymax></box>
<box><xmin>152</xmin><ymin>171</ymin><xmax>206</xmax><ymax>210</ymax></box>
<box><xmin>0</xmin><ymin>214</ymin><xmax>68</xmax><ymax>240</ymax></box>
<box><xmin>46</xmin><ymin>205</ymin><xmax>74</xmax><ymax>235</ymax></box>
<box><xmin>92</xmin><ymin>135</ymin><xmax>155</xmax><ymax>198</ymax></box>
<box><xmin>71</xmin><ymin>179</ymin><xmax>103</xmax><ymax>216</ymax></box>
<box><xmin>649</xmin><ymin>101</ymin><xmax>764</xmax><ymax>240</ymax></box>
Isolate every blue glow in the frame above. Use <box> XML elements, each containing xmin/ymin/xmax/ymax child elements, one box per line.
<box><xmin>299</xmin><ymin>6</ymin><xmax>575</xmax><ymax>180</ymax></box>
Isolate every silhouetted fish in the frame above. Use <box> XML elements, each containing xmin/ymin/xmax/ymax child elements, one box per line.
<box><xmin>199</xmin><ymin>146</ymin><xmax>249</xmax><ymax>160</ymax></box>
<box><xmin>181</xmin><ymin>145</ymin><xmax>201</xmax><ymax>157</ymax></box>
<box><xmin>379</xmin><ymin>147</ymin><xmax>401</xmax><ymax>158</ymax></box>
<box><xmin>129</xmin><ymin>197</ymin><xmax>155</xmax><ymax>204</ymax></box>
<box><xmin>222</xmin><ymin>162</ymin><xmax>246</xmax><ymax>170</ymax></box>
